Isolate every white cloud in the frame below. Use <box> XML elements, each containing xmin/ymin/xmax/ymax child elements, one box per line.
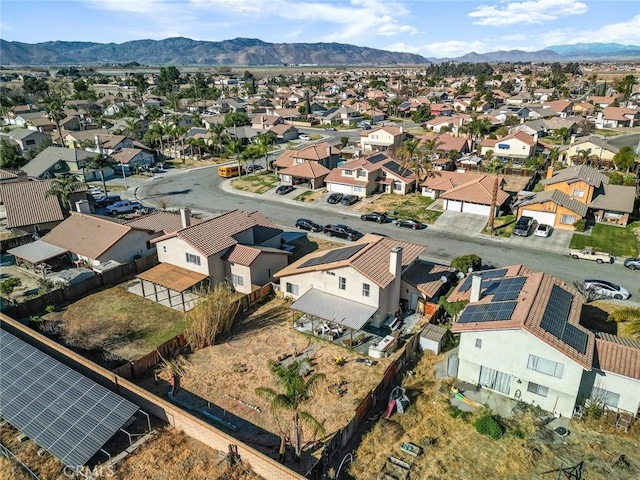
<box><xmin>376</xmin><ymin>23</ymin><xmax>418</xmax><ymax>37</ymax></box>
<box><xmin>387</xmin><ymin>40</ymin><xmax>488</xmax><ymax>58</ymax></box>
<box><xmin>543</xmin><ymin>13</ymin><xmax>640</xmax><ymax>45</ymax></box>
<box><xmin>469</xmin><ymin>0</ymin><xmax>588</xmax><ymax>26</ymax></box>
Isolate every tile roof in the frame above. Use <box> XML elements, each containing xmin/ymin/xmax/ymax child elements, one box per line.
<box><xmin>421</xmin><ymin>170</ymin><xmax>484</xmax><ymax>191</ymax></box>
<box><xmin>110</xmin><ymin>148</ymin><xmax>143</xmax><ymax>164</ymax></box>
<box><xmin>124</xmin><ymin>211</ymin><xmax>200</xmax><ymax>234</ymax></box>
<box><xmin>42</xmin><ymin>212</ymin><xmax>134</xmax><ymax>259</ymax></box>
<box><xmin>0</xmin><ymin>168</ymin><xmax>18</xmax><ymax>181</ymax></box>
<box><xmin>276</xmin><ymin>234</ymin><xmax>425</xmax><ymax>288</ymax></box>
<box><xmin>440</xmin><ymin>175</ymin><xmax>510</xmax><ymax>206</ymax></box>
<box><xmin>295</xmin><ymin>142</ymin><xmax>339</xmax><ymax>161</ymax></box>
<box><xmin>480</xmin><ymin>131</ymin><xmax>536</xmax><ymax>147</ymax></box>
<box><xmin>0</xmin><ymin>179</ymin><xmax>64</xmax><ymax>228</ymax></box>
<box><xmin>542</xmin><ymin>164</ymin><xmax>610</xmax><ymax>188</ymax></box>
<box><xmin>516</xmin><ymin>189</ymin><xmax>589</xmax><ymax>217</ymax></box>
<box><xmin>279</xmin><ymin>161</ymin><xmax>330</xmax><ymax>179</ymax></box>
<box><xmin>594</xmin><ymin>333</ymin><xmax>640</xmax><ymax>380</ymax></box>
<box><xmin>222</xmin><ymin>244</ymin><xmax>262</xmax><ymax>266</ymax></box>
<box><xmin>589</xmin><ymin>184</ymin><xmax>636</xmax><ymax>213</ymax></box>
<box><xmin>402</xmin><ymin>261</ymin><xmax>452</xmax><ymax>299</ymax></box>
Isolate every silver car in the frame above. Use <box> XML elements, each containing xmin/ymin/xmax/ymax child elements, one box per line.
<box><xmin>583</xmin><ymin>279</ymin><xmax>631</xmax><ymax>300</ymax></box>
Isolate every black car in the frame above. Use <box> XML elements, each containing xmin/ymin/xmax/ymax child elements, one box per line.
<box><xmin>323</xmin><ymin>224</ymin><xmax>362</xmax><ymax>241</ymax></box>
<box><xmin>513</xmin><ymin>216</ymin><xmax>536</xmax><ymax>237</ymax></box>
<box><xmin>296</xmin><ymin>218</ymin><xmax>323</xmax><ymax>232</ymax></box>
<box><xmin>275</xmin><ymin>185</ymin><xmax>295</xmax><ymax>195</ymax></box>
<box><xmin>340</xmin><ymin>194</ymin><xmax>359</xmax><ymax>206</ymax></box>
<box><xmin>93</xmin><ymin>194</ymin><xmax>121</xmax><ymax>206</ymax></box>
<box><xmin>361</xmin><ymin>211</ymin><xmax>387</xmax><ymax>223</ymax></box>
<box><xmin>327</xmin><ymin>193</ymin><xmax>343</xmax><ymax>204</ymax></box>
<box><xmin>247</xmin><ymin>164</ymin><xmax>264</xmax><ymax>174</ymax></box>
<box><xmin>396</xmin><ymin>219</ymin><xmax>426</xmax><ymax>230</ymax></box>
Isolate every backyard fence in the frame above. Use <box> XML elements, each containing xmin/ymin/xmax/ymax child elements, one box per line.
<box><xmin>112</xmin><ymin>334</ymin><xmax>188</xmax><ymax>381</ymax></box>
<box><xmin>0</xmin><ymin>233</ymin><xmax>34</xmax><ymax>252</ymax></box>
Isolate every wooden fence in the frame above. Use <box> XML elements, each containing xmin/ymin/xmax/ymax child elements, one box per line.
<box><xmin>0</xmin><ymin>234</ymin><xmax>34</xmax><ymax>252</ymax></box>
<box><xmin>112</xmin><ymin>334</ymin><xmax>188</xmax><ymax>380</ymax></box>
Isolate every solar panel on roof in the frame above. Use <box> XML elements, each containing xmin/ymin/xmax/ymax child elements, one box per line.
<box><xmin>459</xmin><ymin>269</ymin><xmax>508</xmax><ymax>292</ymax></box>
<box><xmin>492</xmin><ymin>276</ymin><xmax>526</xmax><ymax>301</ymax></box>
<box><xmin>458</xmin><ymin>301</ymin><xmax>517</xmax><ymax>324</ymax></box>
<box><xmin>0</xmin><ymin>329</ymin><xmax>139</xmax><ymax>470</ymax></box>
<box><xmin>300</xmin><ymin>243</ymin><xmax>367</xmax><ymax>268</ymax></box>
<box><xmin>540</xmin><ymin>284</ymin><xmax>588</xmax><ymax>354</ymax></box>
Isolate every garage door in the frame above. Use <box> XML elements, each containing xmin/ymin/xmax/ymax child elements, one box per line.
<box><xmin>462</xmin><ymin>202</ymin><xmax>490</xmax><ymax>216</ymax></box>
<box><xmin>522</xmin><ymin>209</ymin><xmax>556</xmax><ymax>226</ymax></box>
<box><xmin>328</xmin><ymin>183</ymin><xmax>352</xmax><ymax>194</ymax></box>
<box><xmin>446</xmin><ymin>200</ymin><xmax>463</xmax><ymax>212</ymax></box>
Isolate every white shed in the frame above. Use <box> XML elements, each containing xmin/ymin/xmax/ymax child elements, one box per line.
<box><xmin>419</xmin><ymin>323</ymin><xmax>448</xmax><ymax>355</ymax></box>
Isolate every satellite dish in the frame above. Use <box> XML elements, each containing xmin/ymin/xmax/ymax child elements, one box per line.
<box><xmin>467</xmin><ymin>266</ymin><xmax>474</xmax><ymax>273</ymax></box>
<box><xmin>457</xmin><ymin>272</ymin><xmax>465</xmax><ymax>279</ymax></box>
<box><xmin>440</xmin><ymin>275</ymin><xmax>449</xmax><ymax>283</ymax></box>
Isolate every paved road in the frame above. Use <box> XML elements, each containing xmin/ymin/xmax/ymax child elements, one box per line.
<box><xmin>607</xmin><ymin>132</ymin><xmax>640</xmax><ymax>152</ymax></box>
<box><xmin>135</xmin><ymin>167</ymin><xmax>640</xmax><ymax>294</ymax></box>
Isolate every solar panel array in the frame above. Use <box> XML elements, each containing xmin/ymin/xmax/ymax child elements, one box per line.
<box><xmin>457</xmin><ymin>301</ymin><xmax>517</xmax><ymax>324</ymax></box>
<box><xmin>300</xmin><ymin>243</ymin><xmax>367</xmax><ymax>268</ymax></box>
<box><xmin>0</xmin><ymin>329</ymin><xmax>139</xmax><ymax>469</ymax></box>
<box><xmin>492</xmin><ymin>276</ymin><xmax>527</xmax><ymax>301</ymax></box>
<box><xmin>540</xmin><ymin>285</ymin><xmax>588</xmax><ymax>354</ymax></box>
<box><xmin>459</xmin><ymin>269</ymin><xmax>508</xmax><ymax>292</ymax></box>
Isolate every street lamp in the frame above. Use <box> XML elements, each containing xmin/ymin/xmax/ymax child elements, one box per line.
<box><xmin>121</xmin><ymin>164</ymin><xmax>128</xmax><ymax>188</ymax></box>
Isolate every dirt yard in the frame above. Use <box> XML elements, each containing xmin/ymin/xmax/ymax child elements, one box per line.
<box><xmin>355</xmin><ymin>193</ymin><xmax>443</xmax><ymax>224</ymax></box>
<box><xmin>349</xmin><ymin>352</ymin><xmax>640</xmax><ymax>480</ymax></box>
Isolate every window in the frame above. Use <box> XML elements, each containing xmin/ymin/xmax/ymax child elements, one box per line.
<box><xmin>479</xmin><ymin>366</ymin><xmax>511</xmax><ymax>394</ymax></box>
<box><xmin>591</xmin><ymin>386</ymin><xmax>620</xmax><ymax>408</ymax></box>
<box><xmin>572</xmin><ymin>189</ymin><xmax>585</xmax><ymax>198</ymax></box>
<box><xmin>339</xmin><ymin>277</ymin><xmax>346</xmax><ymax>290</ymax></box>
<box><xmin>560</xmin><ymin>214</ymin><xmax>576</xmax><ymax>225</ymax></box>
<box><xmin>185</xmin><ymin>252</ymin><xmax>201</xmax><ymax>266</ymax></box>
<box><xmin>362</xmin><ymin>283</ymin><xmax>370</xmax><ymax>297</ymax></box>
<box><xmin>344</xmin><ymin>169</ymin><xmax>353</xmax><ymax>175</ymax></box>
<box><xmin>25</xmin><ymin>139</ymin><xmax>35</xmax><ymax>146</ymax></box>
<box><xmin>357</xmin><ymin>169</ymin><xmax>366</xmax><ymax>178</ymax></box>
<box><xmin>475</xmin><ymin>338</ymin><xmax>482</xmax><ymax>348</ymax></box>
<box><xmin>393</xmin><ymin>180</ymin><xmax>402</xmax><ymax>191</ymax></box>
<box><xmin>353</xmin><ymin>186</ymin><xmax>364</xmax><ymax>193</ymax></box>
<box><xmin>231</xmin><ymin>274</ymin><xmax>244</xmax><ymax>286</ymax></box>
<box><xmin>286</xmin><ymin>283</ymin><xmax>299</xmax><ymax>295</ymax></box>
<box><xmin>527</xmin><ymin>381</ymin><xmax>549</xmax><ymax>397</ymax></box>
<box><xmin>527</xmin><ymin>355</ymin><xmax>564</xmax><ymax>378</ymax></box>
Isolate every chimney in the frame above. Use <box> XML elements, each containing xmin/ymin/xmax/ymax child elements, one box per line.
<box><xmin>389</xmin><ymin>245</ymin><xmax>403</xmax><ymax>277</ymax></box>
<box><xmin>180</xmin><ymin>207</ymin><xmax>191</xmax><ymax>228</ymax></box>
<box><xmin>16</xmin><ymin>170</ymin><xmax>28</xmax><ymax>182</ymax></box>
<box><xmin>470</xmin><ymin>275</ymin><xmax>482</xmax><ymax>303</ymax></box>
<box><xmin>569</xmin><ymin>134</ymin><xmax>576</xmax><ymax>145</ymax></box>
<box><xmin>546</xmin><ymin>166</ymin><xmax>554</xmax><ymax>179</ymax></box>
<box><xmin>533</xmin><ymin>133</ymin><xmax>538</xmax><ymax>143</ymax></box>
<box><xmin>75</xmin><ymin>199</ymin><xmax>91</xmax><ymax>214</ymax></box>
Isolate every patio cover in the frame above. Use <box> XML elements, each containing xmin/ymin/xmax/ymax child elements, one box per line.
<box><xmin>137</xmin><ymin>263</ymin><xmax>208</xmax><ymax>292</ymax></box>
<box><xmin>7</xmin><ymin>240</ymin><xmax>68</xmax><ymax>264</ymax></box>
<box><xmin>291</xmin><ymin>288</ymin><xmax>378</xmax><ymax>330</ymax></box>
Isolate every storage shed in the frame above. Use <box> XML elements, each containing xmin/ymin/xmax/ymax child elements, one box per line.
<box><xmin>419</xmin><ymin>323</ymin><xmax>447</xmax><ymax>355</ymax></box>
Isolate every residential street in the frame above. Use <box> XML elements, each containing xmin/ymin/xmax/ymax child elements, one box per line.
<box><xmin>134</xmin><ymin>167</ymin><xmax>640</xmax><ymax>293</ymax></box>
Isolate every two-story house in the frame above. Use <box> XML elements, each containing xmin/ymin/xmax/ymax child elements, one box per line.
<box><xmin>276</xmin><ymin>234</ymin><xmax>425</xmax><ymax>330</ymax></box>
<box><xmin>22</xmin><ymin>146</ymin><xmax>95</xmax><ymax>180</ymax></box>
<box><xmin>359</xmin><ymin>125</ymin><xmax>404</xmax><ymax>153</ymax></box>
<box><xmin>595</xmin><ymin>107</ymin><xmax>640</xmax><ymax>129</ymax></box>
<box><xmin>150</xmin><ymin>210</ymin><xmax>289</xmax><ymax>295</ymax></box>
<box><xmin>559</xmin><ymin>135</ymin><xmax>619</xmax><ymax>166</ymax></box>
<box><xmin>450</xmin><ymin>266</ymin><xmax>640</xmax><ymax>418</ymax></box>
<box><xmin>275</xmin><ymin>142</ymin><xmax>340</xmax><ymax>188</ymax></box>
<box><xmin>324</xmin><ymin>152</ymin><xmax>416</xmax><ymax>197</ymax></box>
<box><xmin>0</xmin><ymin>129</ymin><xmax>51</xmax><ymax>153</ymax></box>
<box><xmin>516</xmin><ymin>165</ymin><xmax>635</xmax><ymax>228</ymax></box>
<box><xmin>480</xmin><ymin>132</ymin><xmax>542</xmax><ymax>164</ymax></box>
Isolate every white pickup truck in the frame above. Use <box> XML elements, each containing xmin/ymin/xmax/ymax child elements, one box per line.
<box><xmin>106</xmin><ymin>200</ymin><xmax>143</xmax><ymax>214</ymax></box>
<box><xmin>569</xmin><ymin>246</ymin><xmax>614</xmax><ymax>264</ymax></box>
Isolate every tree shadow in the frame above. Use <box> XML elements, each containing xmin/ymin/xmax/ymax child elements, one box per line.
<box><xmin>580</xmin><ymin>304</ymin><xmax>617</xmax><ymax>334</ymax></box>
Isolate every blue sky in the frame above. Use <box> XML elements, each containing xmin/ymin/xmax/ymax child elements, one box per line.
<box><xmin>1</xmin><ymin>0</ymin><xmax>639</xmax><ymax>58</ymax></box>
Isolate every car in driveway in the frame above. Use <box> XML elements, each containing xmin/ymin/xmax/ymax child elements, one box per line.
<box><xmin>275</xmin><ymin>185</ymin><xmax>295</xmax><ymax>195</ymax></box>
<box><xmin>513</xmin><ymin>216</ymin><xmax>536</xmax><ymax>237</ymax></box>
<box><xmin>360</xmin><ymin>211</ymin><xmax>387</xmax><ymax>223</ymax></box>
<box><xmin>340</xmin><ymin>194</ymin><xmax>359</xmax><ymax>206</ymax></box>
<box><xmin>583</xmin><ymin>279</ymin><xmax>631</xmax><ymax>300</ymax></box>
<box><xmin>323</xmin><ymin>224</ymin><xmax>362</xmax><ymax>241</ymax></box>
<box><xmin>299</xmin><ymin>134</ymin><xmax>311</xmax><ymax>141</ymax></box>
<box><xmin>395</xmin><ymin>219</ymin><xmax>426</xmax><ymax>230</ymax></box>
<box><xmin>295</xmin><ymin>218</ymin><xmax>323</xmax><ymax>232</ymax></box>
<box><xmin>534</xmin><ymin>224</ymin><xmax>552</xmax><ymax>237</ymax></box>
<box><xmin>624</xmin><ymin>257</ymin><xmax>640</xmax><ymax>270</ymax></box>
<box><xmin>327</xmin><ymin>193</ymin><xmax>343</xmax><ymax>204</ymax></box>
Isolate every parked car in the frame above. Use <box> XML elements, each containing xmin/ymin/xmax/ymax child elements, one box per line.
<box><xmin>360</xmin><ymin>212</ymin><xmax>387</xmax><ymax>223</ymax></box>
<box><xmin>86</xmin><ymin>185</ymin><xmax>102</xmax><ymax>195</ymax></box>
<box><xmin>583</xmin><ymin>279</ymin><xmax>631</xmax><ymax>300</ymax></box>
<box><xmin>570</xmin><ymin>247</ymin><xmax>614</xmax><ymax>264</ymax></box>
<box><xmin>247</xmin><ymin>164</ymin><xmax>264</xmax><ymax>174</ymax></box>
<box><xmin>340</xmin><ymin>194</ymin><xmax>359</xmax><ymax>206</ymax></box>
<box><xmin>275</xmin><ymin>185</ymin><xmax>295</xmax><ymax>195</ymax></box>
<box><xmin>534</xmin><ymin>224</ymin><xmax>552</xmax><ymax>238</ymax></box>
<box><xmin>324</xmin><ymin>127</ymin><xmax>336</xmax><ymax>131</ymax></box>
<box><xmin>396</xmin><ymin>219</ymin><xmax>426</xmax><ymax>230</ymax></box>
<box><xmin>323</xmin><ymin>224</ymin><xmax>362</xmax><ymax>241</ymax></box>
<box><xmin>106</xmin><ymin>200</ymin><xmax>143</xmax><ymax>214</ymax></box>
<box><xmin>623</xmin><ymin>257</ymin><xmax>640</xmax><ymax>270</ymax></box>
<box><xmin>295</xmin><ymin>218</ymin><xmax>323</xmax><ymax>232</ymax></box>
<box><xmin>327</xmin><ymin>193</ymin><xmax>343</xmax><ymax>204</ymax></box>
<box><xmin>299</xmin><ymin>134</ymin><xmax>311</xmax><ymax>141</ymax></box>
<box><xmin>93</xmin><ymin>194</ymin><xmax>121</xmax><ymax>206</ymax></box>
<box><xmin>513</xmin><ymin>216</ymin><xmax>536</xmax><ymax>237</ymax></box>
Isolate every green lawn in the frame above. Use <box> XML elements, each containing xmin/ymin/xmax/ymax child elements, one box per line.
<box><xmin>595</xmin><ymin>129</ymin><xmax>624</xmax><ymax>137</ymax></box>
<box><xmin>231</xmin><ymin>172</ymin><xmax>280</xmax><ymax>194</ymax></box>
<box><xmin>481</xmin><ymin>215</ymin><xmax>517</xmax><ymax>238</ymax></box>
<box><xmin>570</xmin><ymin>222</ymin><xmax>640</xmax><ymax>257</ymax></box>
<box><xmin>361</xmin><ymin>194</ymin><xmax>443</xmax><ymax>224</ymax></box>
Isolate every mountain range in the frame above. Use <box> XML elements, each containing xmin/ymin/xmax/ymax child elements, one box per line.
<box><xmin>0</xmin><ymin>38</ymin><xmax>638</xmax><ymax>66</ymax></box>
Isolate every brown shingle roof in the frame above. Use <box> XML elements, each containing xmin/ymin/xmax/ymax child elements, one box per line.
<box><xmin>516</xmin><ymin>189</ymin><xmax>589</xmax><ymax>217</ymax></box>
<box><xmin>594</xmin><ymin>333</ymin><xmax>640</xmax><ymax>380</ymax></box>
<box><xmin>542</xmin><ymin>164</ymin><xmax>609</xmax><ymax>188</ymax></box>
<box><xmin>0</xmin><ymin>179</ymin><xmax>64</xmax><ymax>228</ymax></box>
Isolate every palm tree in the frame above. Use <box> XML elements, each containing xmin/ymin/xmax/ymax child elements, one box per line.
<box><xmin>208</xmin><ymin>123</ymin><xmax>226</xmax><ymax>155</ymax></box>
<box><xmin>571</xmin><ymin>149</ymin><xmax>597</xmax><ymax>167</ymax></box>
<box><xmin>255</xmin><ymin>132</ymin><xmax>274</xmax><ymax>172</ymax></box>
<box><xmin>395</xmin><ymin>139</ymin><xmax>423</xmax><ymax>191</ymax></box>
<box><xmin>124</xmin><ymin>117</ymin><xmax>140</xmax><ymax>139</ymax></box>
<box><xmin>549</xmin><ymin>147</ymin><xmax>561</xmax><ymax>168</ymax></box>
<box><xmin>45</xmin><ymin>174</ymin><xmax>82</xmax><ymax>210</ymax></box>
<box><xmin>45</xmin><ymin>94</ymin><xmax>66</xmax><ymax>145</ymax></box>
<box><xmin>467</xmin><ymin>116</ymin><xmax>491</xmax><ymax>142</ymax></box>
<box><xmin>483</xmin><ymin>149</ymin><xmax>503</xmax><ymax>235</ymax></box>
<box><xmin>556</xmin><ymin>127</ymin><xmax>570</xmax><ymax>146</ymax></box>
<box><xmin>86</xmin><ymin>153</ymin><xmax>113</xmax><ymax>194</ymax></box>
<box><xmin>256</xmin><ymin>360</ymin><xmax>326</xmax><ymax>461</ymax></box>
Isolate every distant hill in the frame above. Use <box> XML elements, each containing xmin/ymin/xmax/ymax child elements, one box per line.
<box><xmin>452</xmin><ymin>49</ymin><xmax>564</xmax><ymax>63</ymax></box>
<box><xmin>0</xmin><ymin>37</ymin><xmax>429</xmax><ymax>66</ymax></box>
<box><xmin>545</xmin><ymin>43</ymin><xmax>640</xmax><ymax>59</ymax></box>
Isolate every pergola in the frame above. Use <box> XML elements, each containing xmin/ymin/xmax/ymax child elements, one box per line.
<box><xmin>137</xmin><ymin>263</ymin><xmax>208</xmax><ymax>312</ymax></box>
<box><xmin>7</xmin><ymin>240</ymin><xmax>69</xmax><ymax>278</ymax></box>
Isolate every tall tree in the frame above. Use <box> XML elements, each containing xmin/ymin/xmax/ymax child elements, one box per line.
<box><xmin>86</xmin><ymin>153</ymin><xmax>113</xmax><ymax>194</ymax></box>
<box><xmin>613</xmin><ymin>146</ymin><xmax>637</xmax><ymax>172</ymax></box>
<box><xmin>45</xmin><ymin>94</ymin><xmax>66</xmax><ymax>145</ymax></box>
<box><xmin>0</xmin><ymin>138</ymin><xmax>22</xmax><ymax>168</ymax></box>
<box><xmin>45</xmin><ymin>174</ymin><xmax>82</xmax><ymax>210</ymax></box>
<box><xmin>255</xmin><ymin>132</ymin><xmax>274</xmax><ymax>172</ymax></box>
<box><xmin>256</xmin><ymin>360</ymin><xmax>326</xmax><ymax>461</ymax></box>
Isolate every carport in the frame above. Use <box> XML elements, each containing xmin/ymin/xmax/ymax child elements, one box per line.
<box><xmin>135</xmin><ymin>263</ymin><xmax>208</xmax><ymax>312</ymax></box>
<box><xmin>7</xmin><ymin>240</ymin><xmax>69</xmax><ymax>278</ymax></box>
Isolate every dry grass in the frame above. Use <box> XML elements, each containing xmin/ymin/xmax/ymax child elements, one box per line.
<box><xmin>287</xmin><ymin>235</ymin><xmax>344</xmax><ymax>263</ymax></box>
<box><xmin>231</xmin><ymin>173</ymin><xmax>280</xmax><ymax>194</ymax></box>
<box><xmin>356</xmin><ymin>194</ymin><xmax>443</xmax><ymax>224</ymax></box>
<box><xmin>589</xmin><ymin>300</ymin><xmax>640</xmax><ymax>339</ymax></box>
<box><xmin>61</xmin><ymin>286</ymin><xmax>185</xmax><ymax>361</ymax></box>
<box><xmin>0</xmin><ymin>423</ymin><xmax>66</xmax><ymax>480</ymax></box>
<box><xmin>294</xmin><ymin>190</ymin><xmax>325</xmax><ymax>203</ymax></box>
<box><xmin>349</xmin><ymin>352</ymin><xmax>640</xmax><ymax>480</ymax></box>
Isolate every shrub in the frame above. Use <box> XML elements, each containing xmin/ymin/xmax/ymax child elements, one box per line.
<box><xmin>438</xmin><ymin>297</ymin><xmax>469</xmax><ymax>318</ymax></box>
<box><xmin>45</xmin><ymin>304</ymin><xmax>56</xmax><ymax>314</ymax></box>
<box><xmin>0</xmin><ymin>277</ymin><xmax>22</xmax><ymax>296</ymax></box>
<box><xmin>574</xmin><ymin>218</ymin><xmax>586</xmax><ymax>232</ymax></box>
<box><xmin>474</xmin><ymin>414</ymin><xmax>504</xmax><ymax>439</ymax></box>
<box><xmin>451</xmin><ymin>254</ymin><xmax>481</xmax><ymax>273</ymax></box>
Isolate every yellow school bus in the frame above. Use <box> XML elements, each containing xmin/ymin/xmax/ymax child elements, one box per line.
<box><xmin>217</xmin><ymin>164</ymin><xmax>243</xmax><ymax>178</ymax></box>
